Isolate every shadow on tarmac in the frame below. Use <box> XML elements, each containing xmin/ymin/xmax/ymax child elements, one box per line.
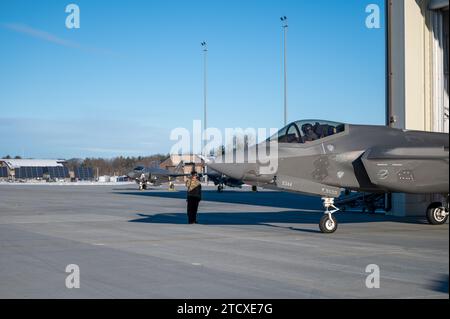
<box><xmin>115</xmin><ymin>189</ymin><xmax>322</xmax><ymax>210</ymax></box>
<box><xmin>129</xmin><ymin>210</ymin><xmax>430</xmax><ymax>228</ymax></box>
<box><xmin>428</xmin><ymin>274</ymin><xmax>449</xmax><ymax>294</ymax></box>
<box><xmin>116</xmin><ymin>190</ymin><xmax>428</xmax><ymax>224</ymax></box>
<box><xmin>117</xmin><ymin>189</ymin><xmax>432</xmax><ymax>231</ymax></box>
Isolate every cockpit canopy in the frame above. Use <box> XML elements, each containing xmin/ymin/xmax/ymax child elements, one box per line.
<box><xmin>133</xmin><ymin>166</ymin><xmax>145</xmax><ymax>171</ymax></box>
<box><xmin>269</xmin><ymin>120</ymin><xmax>345</xmax><ymax>144</ymax></box>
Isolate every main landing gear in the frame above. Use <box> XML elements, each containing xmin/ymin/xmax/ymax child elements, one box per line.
<box><xmin>319</xmin><ymin>197</ymin><xmax>340</xmax><ymax>233</ymax></box>
<box><xmin>426</xmin><ymin>196</ymin><xmax>449</xmax><ymax>225</ymax></box>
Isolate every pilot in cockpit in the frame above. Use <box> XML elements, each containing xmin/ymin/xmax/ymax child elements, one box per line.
<box><xmin>313</xmin><ymin>122</ymin><xmax>337</xmax><ymax>139</ymax></box>
<box><xmin>301</xmin><ymin>123</ymin><xmax>319</xmax><ymax>142</ymax></box>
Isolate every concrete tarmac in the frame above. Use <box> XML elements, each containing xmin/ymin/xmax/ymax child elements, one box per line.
<box><xmin>0</xmin><ymin>184</ymin><xmax>448</xmax><ymax>298</ymax></box>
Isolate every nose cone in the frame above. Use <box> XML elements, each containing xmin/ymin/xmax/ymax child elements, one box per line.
<box><xmin>207</xmin><ymin>151</ymin><xmax>261</xmax><ymax>181</ymax></box>
<box><xmin>207</xmin><ymin>161</ymin><xmax>252</xmax><ymax>180</ymax></box>
<box><xmin>127</xmin><ymin>171</ymin><xmax>137</xmax><ymax>179</ymax></box>
<box><xmin>207</xmin><ymin>148</ymin><xmax>276</xmax><ymax>185</ymax></box>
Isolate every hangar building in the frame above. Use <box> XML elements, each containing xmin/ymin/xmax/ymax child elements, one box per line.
<box><xmin>387</xmin><ymin>0</ymin><xmax>449</xmax><ymax>215</ymax></box>
<box><xmin>0</xmin><ymin>159</ymin><xmax>94</xmax><ymax>181</ymax></box>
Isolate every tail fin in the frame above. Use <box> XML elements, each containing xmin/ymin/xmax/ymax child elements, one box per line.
<box><xmin>174</xmin><ymin>160</ymin><xmax>184</xmax><ymax>173</ymax></box>
<box><xmin>197</xmin><ymin>154</ymin><xmax>213</xmax><ymax>164</ymax></box>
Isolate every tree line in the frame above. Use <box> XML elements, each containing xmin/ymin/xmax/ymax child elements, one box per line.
<box><xmin>3</xmin><ymin>154</ymin><xmax>169</xmax><ymax>177</ymax></box>
<box><xmin>65</xmin><ymin>154</ymin><xmax>170</xmax><ymax>176</ymax></box>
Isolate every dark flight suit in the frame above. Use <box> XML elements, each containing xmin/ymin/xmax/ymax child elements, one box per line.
<box><xmin>302</xmin><ymin>124</ymin><xmax>319</xmax><ymax>142</ymax></box>
<box><xmin>186</xmin><ymin>179</ymin><xmax>202</xmax><ymax>224</ymax></box>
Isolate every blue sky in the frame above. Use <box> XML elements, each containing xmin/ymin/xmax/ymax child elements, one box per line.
<box><xmin>0</xmin><ymin>0</ymin><xmax>385</xmax><ymax>159</ymax></box>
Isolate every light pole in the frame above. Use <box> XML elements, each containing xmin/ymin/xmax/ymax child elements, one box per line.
<box><xmin>201</xmin><ymin>41</ymin><xmax>208</xmax><ymax>183</ymax></box>
<box><xmin>280</xmin><ymin>16</ymin><xmax>288</xmax><ymax>126</ymax></box>
<box><xmin>201</xmin><ymin>41</ymin><xmax>208</xmax><ymax>152</ymax></box>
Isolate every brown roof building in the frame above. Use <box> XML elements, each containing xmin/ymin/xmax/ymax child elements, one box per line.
<box><xmin>160</xmin><ymin>154</ymin><xmax>205</xmax><ymax>182</ymax></box>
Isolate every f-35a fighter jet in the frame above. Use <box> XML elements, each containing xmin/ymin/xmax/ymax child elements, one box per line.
<box><xmin>127</xmin><ymin>162</ymin><xmax>187</xmax><ymax>190</ymax></box>
<box><xmin>207</xmin><ymin>119</ymin><xmax>449</xmax><ymax>233</ymax></box>
<box><xmin>204</xmin><ymin>167</ymin><xmax>244</xmax><ymax>192</ymax></box>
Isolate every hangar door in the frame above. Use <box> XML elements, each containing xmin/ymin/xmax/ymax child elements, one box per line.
<box><xmin>430</xmin><ymin>1</ymin><xmax>449</xmax><ymax>133</ymax></box>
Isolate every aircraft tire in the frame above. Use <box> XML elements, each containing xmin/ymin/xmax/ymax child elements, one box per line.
<box><xmin>217</xmin><ymin>185</ymin><xmax>223</xmax><ymax>192</ymax></box>
<box><xmin>319</xmin><ymin>215</ymin><xmax>338</xmax><ymax>233</ymax></box>
<box><xmin>426</xmin><ymin>202</ymin><xmax>448</xmax><ymax>225</ymax></box>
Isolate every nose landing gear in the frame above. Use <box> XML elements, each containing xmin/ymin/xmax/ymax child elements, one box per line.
<box><xmin>319</xmin><ymin>197</ymin><xmax>340</xmax><ymax>233</ymax></box>
<box><xmin>139</xmin><ymin>182</ymin><xmax>147</xmax><ymax>190</ymax></box>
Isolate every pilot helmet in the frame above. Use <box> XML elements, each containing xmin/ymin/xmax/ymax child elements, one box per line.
<box><xmin>301</xmin><ymin>123</ymin><xmax>313</xmax><ymax>134</ymax></box>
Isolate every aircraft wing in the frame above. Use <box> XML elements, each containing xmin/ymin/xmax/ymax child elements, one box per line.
<box><xmin>167</xmin><ymin>173</ymin><xmax>190</xmax><ymax>178</ymax></box>
<box><xmin>148</xmin><ymin>168</ymin><xmax>190</xmax><ymax>178</ymax></box>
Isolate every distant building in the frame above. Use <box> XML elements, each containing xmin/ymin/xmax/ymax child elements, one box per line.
<box><xmin>160</xmin><ymin>154</ymin><xmax>205</xmax><ymax>181</ymax></box>
<box><xmin>0</xmin><ymin>159</ymin><xmax>95</xmax><ymax>182</ymax></box>
<box><xmin>1</xmin><ymin>159</ymin><xmax>66</xmax><ymax>169</ymax></box>
<box><xmin>0</xmin><ymin>162</ymin><xmax>9</xmax><ymax>180</ymax></box>
<box><xmin>73</xmin><ymin>167</ymin><xmax>95</xmax><ymax>181</ymax></box>
<box><xmin>0</xmin><ymin>159</ymin><xmax>67</xmax><ymax>181</ymax></box>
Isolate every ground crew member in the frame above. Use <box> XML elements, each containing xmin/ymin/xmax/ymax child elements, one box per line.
<box><xmin>185</xmin><ymin>171</ymin><xmax>202</xmax><ymax>224</ymax></box>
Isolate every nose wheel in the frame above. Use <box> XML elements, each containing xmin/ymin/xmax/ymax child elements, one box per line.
<box><xmin>319</xmin><ymin>215</ymin><xmax>338</xmax><ymax>233</ymax></box>
<box><xmin>319</xmin><ymin>197</ymin><xmax>340</xmax><ymax>233</ymax></box>
<box><xmin>139</xmin><ymin>181</ymin><xmax>147</xmax><ymax>190</ymax></box>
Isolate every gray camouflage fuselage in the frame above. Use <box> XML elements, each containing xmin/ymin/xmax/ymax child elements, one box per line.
<box><xmin>209</xmin><ymin>122</ymin><xmax>449</xmax><ymax>198</ymax></box>
<box><xmin>127</xmin><ymin>167</ymin><xmax>178</xmax><ymax>186</ymax></box>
